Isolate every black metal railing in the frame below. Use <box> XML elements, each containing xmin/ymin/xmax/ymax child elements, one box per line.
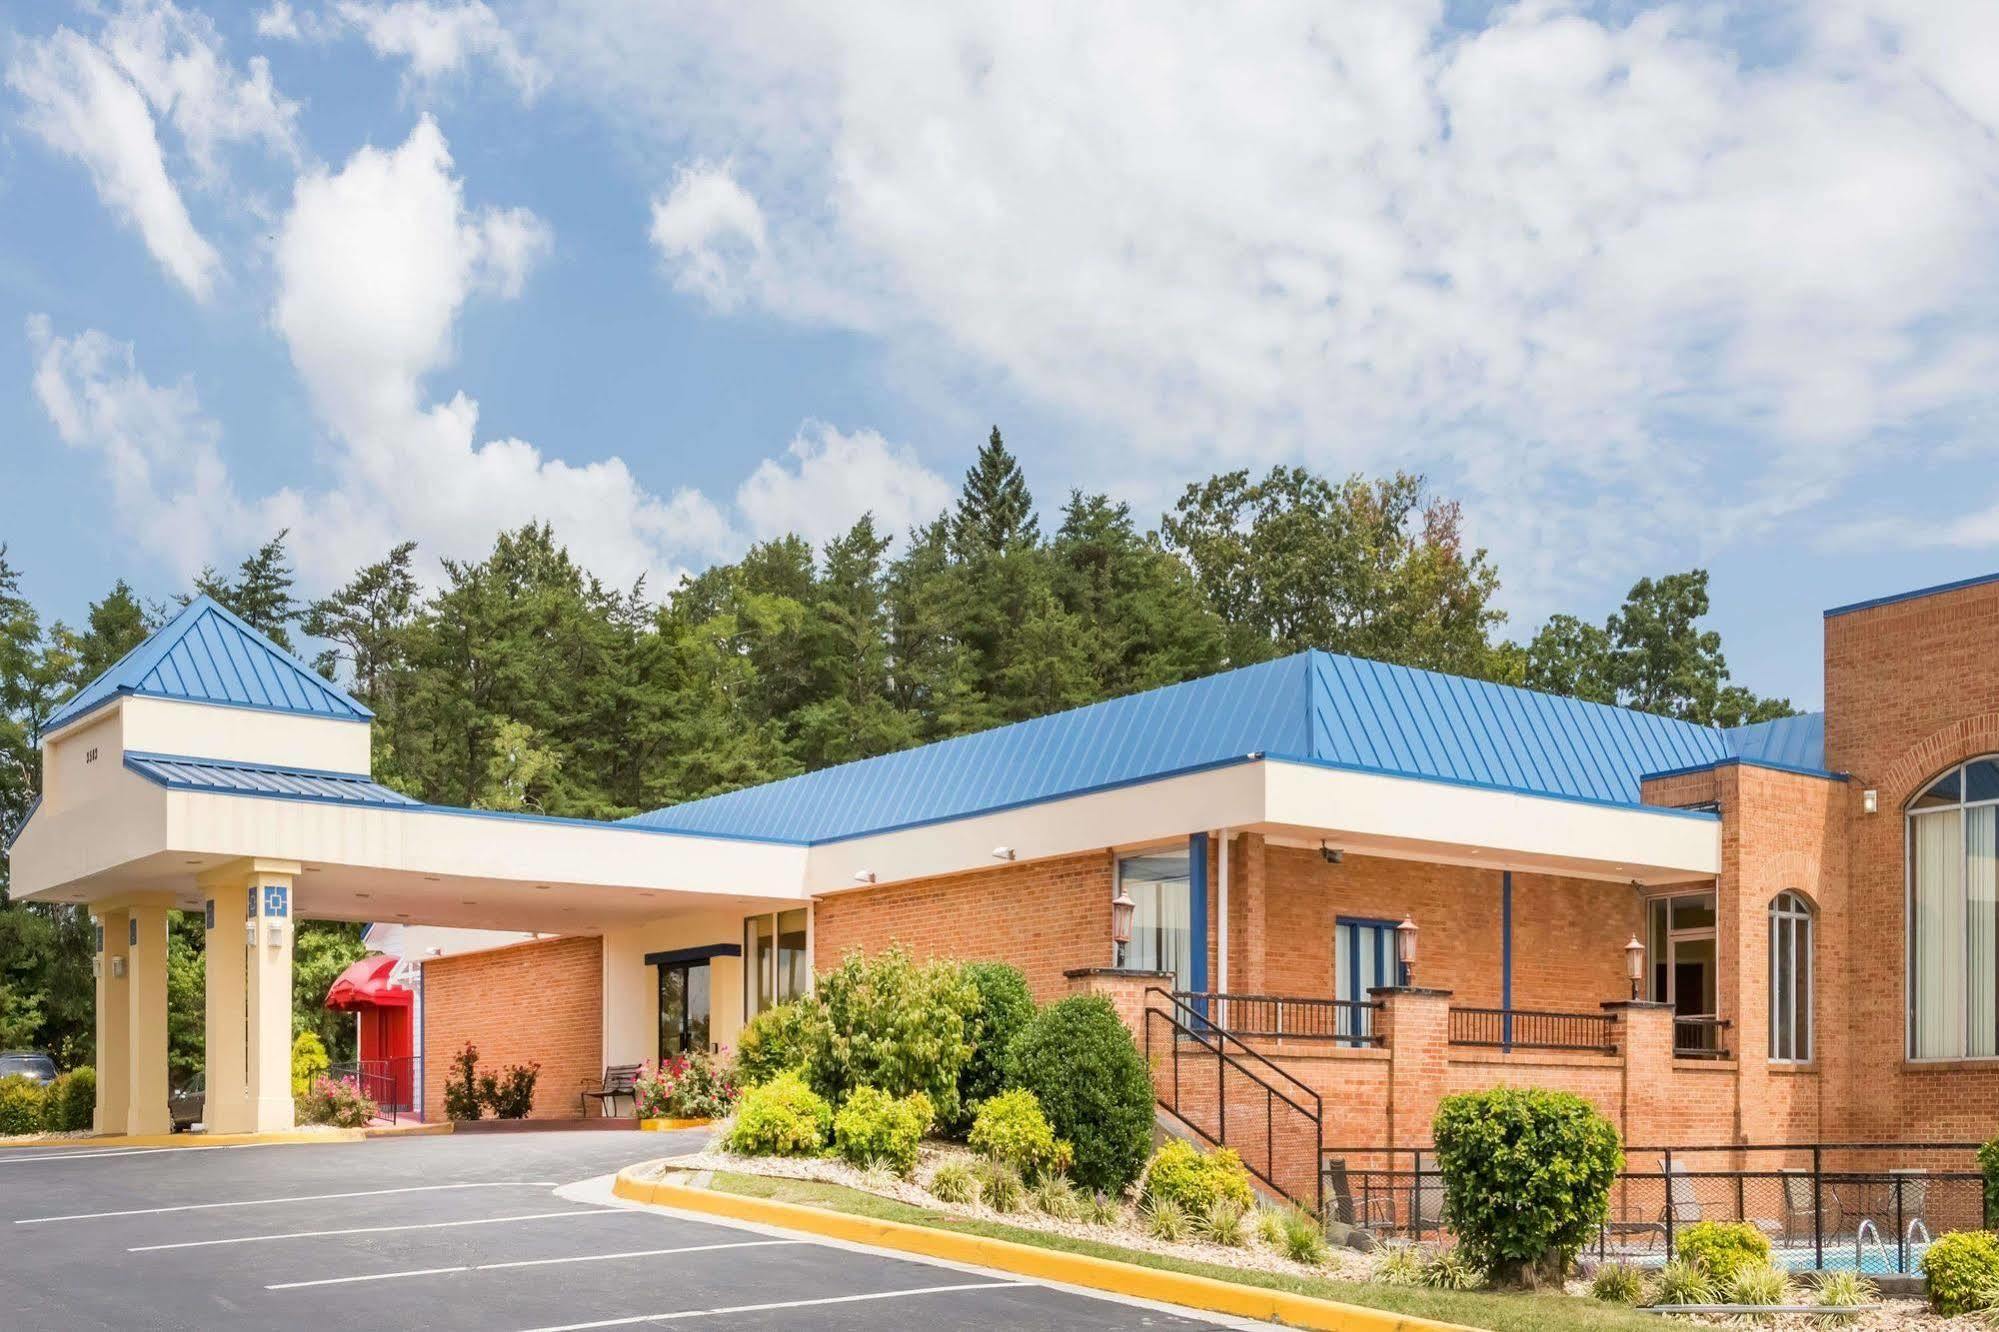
<box><xmin>1448</xmin><ymin>1007</ymin><xmax>1618</xmax><ymax>1054</ymax></box>
<box><xmin>1144</xmin><ymin>988</ymin><xmax>1325</xmax><ymax>1213</ymax></box>
<box><xmin>1323</xmin><ymin>1141</ymin><xmax>1981</xmax><ymax>1275</ymax></box>
<box><xmin>1673</xmin><ymin>1016</ymin><xmax>1731</xmax><ymax>1059</ymax></box>
<box><xmin>1170</xmin><ymin>991</ymin><xmax>1381</xmax><ymax>1045</ymax></box>
<box><xmin>327</xmin><ymin>1055</ymin><xmax>418</xmax><ymax>1124</ymax></box>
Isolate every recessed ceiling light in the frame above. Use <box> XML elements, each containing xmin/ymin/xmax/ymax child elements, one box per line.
<box><xmin>535</xmin><ymin>885</ymin><xmax>552</xmax><ymax>891</ymax></box>
<box><xmin>355</xmin><ymin>892</ymin><xmax>371</xmax><ymax>899</ymax></box>
<box><xmin>304</xmin><ymin>866</ymin><xmax>320</xmax><ymax>873</ymax></box>
<box><xmin>395</xmin><ymin>912</ymin><xmax>410</xmax><ymax>919</ymax></box>
<box><xmin>423</xmin><ymin>875</ymin><xmax>441</xmax><ymax>883</ymax></box>
<box><xmin>183</xmin><ymin>858</ymin><xmax>202</xmax><ymax>865</ymax></box>
<box><xmin>460</xmin><ymin>900</ymin><xmax>477</xmax><ymax>906</ymax></box>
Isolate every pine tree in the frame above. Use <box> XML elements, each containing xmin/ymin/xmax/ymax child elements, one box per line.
<box><xmin>950</xmin><ymin>426</ymin><xmax>1038</xmax><ymax>558</ymax></box>
<box><xmin>190</xmin><ymin>532</ymin><xmax>303</xmax><ymax>650</ymax></box>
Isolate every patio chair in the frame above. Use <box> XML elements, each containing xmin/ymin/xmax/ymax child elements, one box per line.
<box><xmin>580</xmin><ymin>1063</ymin><xmax>642</xmax><ymax>1118</ymax></box>
<box><xmin>1779</xmin><ymin>1168</ymin><xmax>1834</xmax><ymax>1245</ymax></box>
<box><xmin>1322</xmin><ymin>1157</ymin><xmax>1395</xmax><ymax>1230</ymax></box>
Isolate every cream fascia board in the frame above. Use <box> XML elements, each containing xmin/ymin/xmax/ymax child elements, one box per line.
<box><xmin>7</xmin><ymin>766</ymin><xmax>169</xmax><ymax>898</ymax></box>
<box><xmin>162</xmin><ymin>790</ymin><xmax>811</xmax><ymax>896</ymax></box>
<box><xmin>1261</xmin><ymin>758</ymin><xmax>1721</xmax><ymax>879</ymax></box>
<box><xmin>117</xmin><ymin>696</ymin><xmax>373</xmax><ymax>775</ymax></box>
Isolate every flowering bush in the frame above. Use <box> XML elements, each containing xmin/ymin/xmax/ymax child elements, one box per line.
<box><xmin>443</xmin><ymin>1042</ymin><xmax>482</xmax><ymax>1121</ymax></box>
<box><xmin>481</xmin><ymin>1061</ymin><xmax>540</xmax><ymax>1120</ymax></box>
<box><xmin>299</xmin><ymin>1075</ymin><xmax>376</xmax><ymax>1128</ymax></box>
<box><xmin>635</xmin><ymin>1049</ymin><xmax>739</xmax><ymax>1120</ymax></box>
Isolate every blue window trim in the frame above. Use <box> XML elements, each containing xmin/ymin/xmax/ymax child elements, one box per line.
<box><xmin>1188</xmin><ymin>832</ymin><xmax>1210</xmax><ymax>1001</ymax></box>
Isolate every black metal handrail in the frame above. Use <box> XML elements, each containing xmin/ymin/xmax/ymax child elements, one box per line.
<box><xmin>1144</xmin><ymin>988</ymin><xmax>1324</xmax><ymax>1214</ymax></box>
<box><xmin>1448</xmin><ymin>1006</ymin><xmax>1618</xmax><ymax>1054</ymax></box>
<box><xmin>1673</xmin><ymin>1015</ymin><xmax>1731</xmax><ymax>1059</ymax></box>
<box><xmin>1169</xmin><ymin>990</ymin><xmax>1381</xmax><ymax>1044</ymax></box>
<box><xmin>326</xmin><ymin>1055</ymin><xmax>417</xmax><ymax>1123</ymax></box>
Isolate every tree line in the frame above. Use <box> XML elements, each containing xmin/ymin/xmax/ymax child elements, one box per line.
<box><xmin>0</xmin><ymin>430</ymin><xmax>1790</xmax><ymax>1073</ymax></box>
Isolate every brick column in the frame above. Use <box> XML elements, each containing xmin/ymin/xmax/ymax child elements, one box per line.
<box><xmin>1238</xmin><ymin>833</ymin><xmax>1267</xmax><ymax>994</ymax></box>
<box><xmin>1064</xmin><ymin>968</ymin><xmax>1174</xmax><ymax>1041</ymax></box>
<box><xmin>1605</xmin><ymin>1000</ymin><xmax>1675</xmax><ymax>1146</ymax></box>
<box><xmin>1372</xmin><ymin>986</ymin><xmax>1452</xmax><ymax>1148</ymax></box>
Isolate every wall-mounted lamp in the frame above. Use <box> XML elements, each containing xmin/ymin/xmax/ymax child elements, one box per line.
<box><xmin>1395</xmin><ymin>915</ymin><xmax>1418</xmax><ymax>986</ymax></box>
<box><xmin>1863</xmin><ymin>788</ymin><xmax>1879</xmax><ymax>815</ymax></box>
<box><xmin>1320</xmin><ymin>841</ymin><xmax>1343</xmax><ymax>865</ymax></box>
<box><xmin>852</xmin><ymin>869</ymin><xmax>877</xmax><ymax>884</ymax></box>
<box><xmin>991</xmin><ymin>846</ymin><xmax>1016</xmax><ymax>861</ymax></box>
<box><xmin>1111</xmin><ymin>885</ymin><xmax>1136</xmax><ymax>968</ymax></box>
<box><xmin>424</xmin><ymin>946</ymin><xmax>443</xmax><ymax>957</ymax></box>
<box><xmin>1624</xmin><ymin>935</ymin><xmax>1646</xmax><ymax>1001</ymax></box>
<box><xmin>110</xmin><ymin>957</ymin><xmax>127</xmax><ymax>979</ymax></box>
<box><xmin>91</xmin><ymin>956</ymin><xmax>101</xmax><ymax>979</ymax></box>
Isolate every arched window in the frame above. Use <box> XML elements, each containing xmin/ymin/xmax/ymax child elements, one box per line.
<box><xmin>1908</xmin><ymin>758</ymin><xmax>1999</xmax><ymax>1059</ymax></box>
<box><xmin>1768</xmin><ymin>892</ymin><xmax>1813</xmax><ymax>1063</ymax></box>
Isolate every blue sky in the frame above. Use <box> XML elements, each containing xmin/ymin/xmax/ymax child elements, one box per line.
<box><xmin>4</xmin><ymin>2</ymin><xmax>1998</xmax><ymax>710</ymax></box>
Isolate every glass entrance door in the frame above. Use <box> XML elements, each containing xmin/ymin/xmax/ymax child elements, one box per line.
<box><xmin>658</xmin><ymin>961</ymin><xmax>712</xmax><ymax>1060</ymax></box>
<box><xmin>1648</xmin><ymin>892</ymin><xmax>1719</xmax><ymax>1052</ymax></box>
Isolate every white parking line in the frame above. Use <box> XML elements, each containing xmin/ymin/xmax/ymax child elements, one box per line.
<box><xmin>19</xmin><ymin>1181</ymin><xmax>562</xmax><ymax>1224</ymax></box>
<box><xmin>0</xmin><ymin>1147</ymin><xmax>193</xmax><ymax>1164</ymax></box>
<box><xmin>265</xmin><ymin>1239</ymin><xmax>803</xmax><ymax>1290</ymax></box>
<box><xmin>129</xmin><ymin>1208</ymin><xmax>627</xmax><ymax>1252</ymax></box>
<box><xmin>513</xmin><ymin>1281</ymin><xmax>1028</xmax><ymax>1332</ymax></box>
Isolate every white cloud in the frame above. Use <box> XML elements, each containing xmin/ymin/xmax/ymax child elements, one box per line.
<box><xmin>7</xmin><ymin>1</ymin><xmax>300</xmax><ymax>300</ymax></box>
<box><xmin>263</xmin><ymin>2</ymin><xmax>545</xmax><ymax>102</ymax></box>
<box><xmin>27</xmin><ymin>316</ymin><xmax>287</xmax><ymax>577</ymax></box>
<box><xmin>531</xmin><ymin>1</ymin><xmax>1999</xmax><ymax>613</ymax></box>
<box><xmin>737</xmin><ymin>424</ymin><xmax>952</xmax><ymax>548</ymax></box>
<box><xmin>648</xmin><ymin>162</ymin><xmax>768</xmax><ymax>311</ymax></box>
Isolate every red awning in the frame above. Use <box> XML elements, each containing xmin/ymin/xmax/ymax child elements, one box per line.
<box><xmin>325</xmin><ymin>954</ymin><xmax>413</xmax><ymax>1011</ymax></box>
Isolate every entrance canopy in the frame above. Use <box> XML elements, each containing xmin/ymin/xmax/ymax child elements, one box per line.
<box><xmin>325</xmin><ymin>954</ymin><xmax>411</xmax><ymax>1010</ymax></box>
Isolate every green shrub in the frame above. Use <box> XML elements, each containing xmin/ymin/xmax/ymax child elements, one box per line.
<box><xmin>735</xmin><ymin>1000</ymin><xmax>828</xmax><ymax>1087</ymax></box>
<box><xmin>1923</xmin><ymin>1229</ymin><xmax>1999</xmax><ymax>1316</ymax></box>
<box><xmin>1005</xmin><ymin>994</ymin><xmax>1153</xmax><ymax>1194</ymax></box>
<box><xmin>1083</xmin><ymin>1191</ymin><xmax>1121</xmax><ymax>1227</ymax></box>
<box><xmin>1198</xmin><ymin>1198</ymin><xmax>1248</xmax><ymax>1247</ymax></box>
<box><xmin>1255</xmin><ymin>1207</ymin><xmax>1286</xmax><ymax>1249</ymax></box>
<box><xmin>1589</xmin><ymin>1262</ymin><xmax>1645</xmax><ymax>1305</ymax></box>
<box><xmin>967</xmin><ymin>1088</ymin><xmax>1065</xmax><ymax>1181</ymax></box>
<box><xmin>1676</xmin><ymin>1220</ymin><xmax>1771</xmax><ymax>1283</ymax></box>
<box><xmin>953</xmin><ymin>962</ymin><xmax>1035</xmax><ymax>1133</ymax></box>
<box><xmin>1375</xmin><ymin>1246</ymin><xmax>1424</xmax><ymax>1285</ymax></box>
<box><xmin>831</xmin><ymin>1085</ymin><xmax>932</xmax><ymax>1176</ymax></box>
<box><xmin>635</xmin><ymin>1049</ymin><xmax>739</xmax><ymax>1120</ymax></box>
<box><xmin>483</xmin><ymin>1062</ymin><xmax>539</xmax><ymax>1119</ymax></box>
<box><xmin>290</xmin><ymin>1030</ymin><xmax>329</xmax><ymax>1099</ymax></box>
<box><xmin>0</xmin><ymin>1075</ymin><xmax>47</xmax><ymax>1136</ymax></box>
<box><xmin>727</xmin><ymin>1071</ymin><xmax>833</xmax><ymax>1157</ymax></box>
<box><xmin>43</xmin><ymin>1067</ymin><xmax>95</xmax><ymax>1132</ymax></box>
<box><xmin>1807</xmin><ymin>1268</ymin><xmax>1875</xmax><ymax>1311</ymax></box>
<box><xmin>298</xmin><ymin>1074</ymin><xmax>376</xmax><ymax>1127</ymax></box>
<box><xmin>1982</xmin><ymin>1134</ymin><xmax>1999</xmax><ymax>1228</ymax></box>
<box><xmin>1142</xmin><ymin>1139</ymin><xmax>1255</xmax><ymax>1216</ymax></box>
<box><xmin>1033</xmin><ymin>1174</ymin><xmax>1082</xmax><ymax>1221</ymax></box>
<box><xmin>927</xmin><ymin>1161</ymin><xmax>978</xmax><ymax>1205</ymax></box>
<box><xmin>1728</xmin><ymin>1263</ymin><xmax>1791</xmax><ymax>1307</ymax></box>
<box><xmin>979</xmin><ymin>1162</ymin><xmax>1024</xmax><ymax>1212</ymax></box>
<box><xmin>1421</xmin><ymin>1248</ymin><xmax>1485</xmax><ymax>1291</ymax></box>
<box><xmin>1278</xmin><ymin>1206</ymin><xmax>1329</xmax><ymax>1265</ymax></box>
<box><xmin>1652</xmin><ymin>1260</ymin><xmax>1715</xmax><ymax>1307</ymax></box>
<box><xmin>1143</xmin><ymin>1196</ymin><xmax>1188</xmax><ymax>1241</ymax></box>
<box><xmin>808</xmin><ymin>947</ymin><xmax>980</xmax><ymax>1124</ymax></box>
<box><xmin>1431</xmin><ymin>1087</ymin><xmax>1622</xmax><ymax>1287</ymax></box>
<box><xmin>442</xmin><ymin>1042</ymin><xmax>482</xmax><ymax>1121</ymax></box>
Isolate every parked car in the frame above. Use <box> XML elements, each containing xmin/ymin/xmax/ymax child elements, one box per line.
<box><xmin>0</xmin><ymin>1052</ymin><xmax>56</xmax><ymax>1086</ymax></box>
<box><xmin>169</xmin><ymin>1072</ymin><xmax>204</xmax><ymax>1132</ymax></box>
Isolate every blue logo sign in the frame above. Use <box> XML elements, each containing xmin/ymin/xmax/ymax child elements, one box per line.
<box><xmin>204</xmin><ymin>899</ymin><xmax>216</xmax><ymax>931</ymax></box>
<box><xmin>94</xmin><ymin>923</ymin><xmax>103</xmax><ymax>954</ymax></box>
<box><xmin>262</xmin><ymin>884</ymin><xmax>289</xmax><ymax>918</ymax></box>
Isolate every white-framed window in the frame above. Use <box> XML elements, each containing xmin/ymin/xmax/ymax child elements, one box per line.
<box><xmin>1768</xmin><ymin>891</ymin><xmax>1813</xmax><ymax>1063</ymax></box>
<box><xmin>1909</xmin><ymin>759</ymin><xmax>1999</xmax><ymax>1059</ymax></box>
<box><xmin>1117</xmin><ymin>850</ymin><xmax>1192</xmax><ymax>987</ymax></box>
<box><xmin>743</xmin><ymin>908</ymin><xmax>809</xmax><ymax>1020</ymax></box>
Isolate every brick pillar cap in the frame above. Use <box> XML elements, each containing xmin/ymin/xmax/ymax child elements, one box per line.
<box><xmin>1600</xmin><ymin>1000</ymin><xmax>1673</xmax><ymax>1011</ymax></box>
<box><xmin>1367</xmin><ymin>985</ymin><xmax>1453</xmax><ymax>998</ymax></box>
<box><xmin>1062</xmin><ymin>967</ymin><xmax>1174</xmax><ymax>980</ymax></box>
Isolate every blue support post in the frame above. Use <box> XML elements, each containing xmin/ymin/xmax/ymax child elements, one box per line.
<box><xmin>1188</xmin><ymin>832</ymin><xmax>1209</xmax><ymax>1017</ymax></box>
<box><xmin>1501</xmin><ymin>871</ymin><xmax>1514</xmax><ymax>1049</ymax></box>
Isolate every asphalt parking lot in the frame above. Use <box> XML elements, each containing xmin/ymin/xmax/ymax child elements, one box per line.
<box><xmin>0</xmin><ymin>1131</ymin><xmax>1253</xmax><ymax>1330</ymax></box>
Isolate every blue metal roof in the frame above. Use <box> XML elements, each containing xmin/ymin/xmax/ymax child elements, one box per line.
<box><xmin>1721</xmin><ymin>713</ymin><xmax>1826</xmax><ymax>771</ymax></box>
<box><xmin>43</xmin><ymin>595</ymin><xmax>371</xmax><ymax>736</ymax></box>
<box><xmin>124</xmin><ymin>752</ymin><xmax>418</xmax><ymax>808</ymax></box>
<box><xmin>626</xmin><ymin>650</ymin><xmax>1797</xmax><ymax>844</ymax></box>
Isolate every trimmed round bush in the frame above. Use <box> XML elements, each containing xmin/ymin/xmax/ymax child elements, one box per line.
<box><xmin>1142</xmin><ymin>1139</ymin><xmax>1255</xmax><ymax>1216</ymax></box>
<box><xmin>43</xmin><ymin>1067</ymin><xmax>95</xmax><ymax>1132</ymax></box>
<box><xmin>809</xmin><ymin>947</ymin><xmax>981</xmax><ymax>1126</ymax></box>
<box><xmin>726</xmin><ymin>1071</ymin><xmax>832</xmax><ymax>1157</ymax></box>
<box><xmin>1005</xmin><ymin>994</ymin><xmax>1153</xmax><ymax>1195</ymax></box>
<box><xmin>1431</xmin><ymin>1087</ymin><xmax>1622</xmax><ymax>1287</ymax></box>
<box><xmin>1922</xmin><ymin>1229</ymin><xmax>1999</xmax><ymax>1316</ymax></box>
<box><xmin>953</xmin><ymin>962</ymin><xmax>1035</xmax><ymax>1134</ymax></box>
<box><xmin>968</xmin><ymin>1088</ymin><xmax>1065</xmax><ymax>1182</ymax></box>
<box><xmin>735</xmin><ymin>1000</ymin><xmax>828</xmax><ymax>1088</ymax></box>
<box><xmin>831</xmin><ymin>1086</ymin><xmax>933</xmax><ymax>1176</ymax></box>
<box><xmin>0</xmin><ymin>1075</ymin><xmax>47</xmax><ymax>1136</ymax></box>
<box><xmin>290</xmin><ymin>1030</ymin><xmax>329</xmax><ymax>1099</ymax></box>
<box><xmin>1676</xmin><ymin>1220</ymin><xmax>1771</xmax><ymax>1284</ymax></box>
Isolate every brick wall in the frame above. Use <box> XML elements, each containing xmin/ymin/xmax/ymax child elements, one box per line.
<box><xmin>422</xmin><ymin>935</ymin><xmax>603</xmax><ymax>1121</ymax></box>
<box><xmin>812</xmin><ymin>850</ymin><xmax>1115</xmax><ymax>1002</ymax></box>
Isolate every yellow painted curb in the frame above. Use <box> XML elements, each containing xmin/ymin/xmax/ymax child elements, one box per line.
<box><xmin>638</xmin><ymin>1117</ymin><xmax>713</xmax><ymax>1132</ymax></box>
<box><xmin>0</xmin><ymin>1120</ymin><xmax>448</xmax><ymax>1150</ymax></box>
<box><xmin>611</xmin><ymin>1167</ymin><xmax>1470</xmax><ymax>1332</ymax></box>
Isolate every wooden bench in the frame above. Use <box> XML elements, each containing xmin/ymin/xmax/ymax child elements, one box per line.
<box><xmin>580</xmin><ymin>1064</ymin><xmax>642</xmax><ymax>1118</ymax></box>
